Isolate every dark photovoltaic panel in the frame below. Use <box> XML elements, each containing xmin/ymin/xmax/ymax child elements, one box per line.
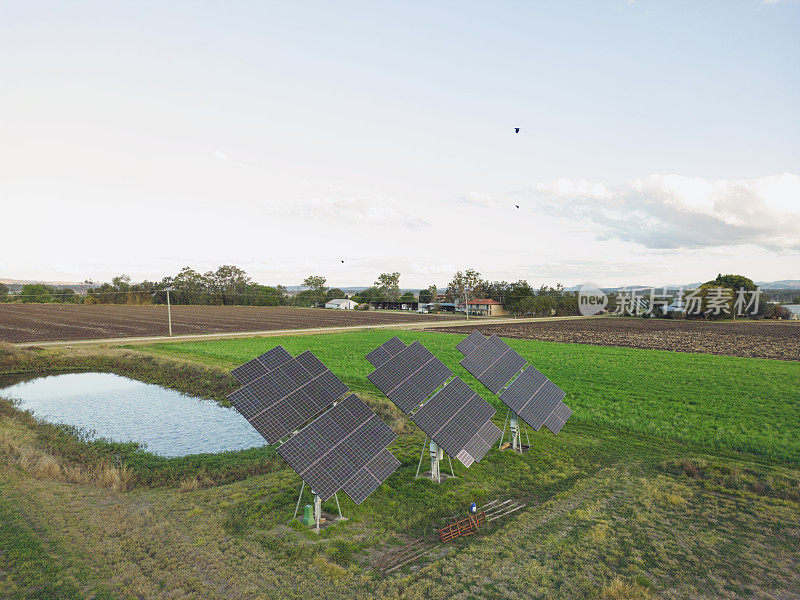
<box><xmin>456</xmin><ymin>331</ymin><xmax>488</xmax><ymax>357</ymax></box>
<box><xmin>277</xmin><ymin>394</ymin><xmax>398</xmax><ymax>501</ymax></box>
<box><xmin>340</xmin><ymin>448</ymin><xmax>401</xmax><ymax>505</ymax></box>
<box><xmin>227</xmin><ymin>351</ymin><xmax>349</xmax><ymax>444</ymax></box>
<box><xmin>460</xmin><ymin>335</ymin><xmax>526</xmax><ymax>393</ymax></box>
<box><xmin>458</xmin><ymin>419</ymin><xmax>503</xmax><ymax>466</ymax></box>
<box><xmin>499</xmin><ymin>365</ymin><xmax>567</xmax><ymax>431</ymax></box>
<box><xmin>542</xmin><ymin>402</ymin><xmax>573</xmax><ymax>435</ymax></box>
<box><xmin>230</xmin><ymin>346</ymin><xmax>293</xmax><ymax>385</ymax></box>
<box><xmin>365</xmin><ymin>337</ymin><xmax>408</xmax><ymax>368</ymax></box>
<box><xmin>367</xmin><ymin>341</ymin><xmax>452</xmax><ymax>413</ymax></box>
<box><xmin>411</xmin><ymin>378</ymin><xmax>498</xmax><ymax>467</ymax></box>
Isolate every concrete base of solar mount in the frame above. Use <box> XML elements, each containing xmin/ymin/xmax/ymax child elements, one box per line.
<box><xmin>415</xmin><ymin>471</ymin><xmax>457</xmax><ymax>483</ymax></box>
<box><xmin>500</xmin><ymin>442</ymin><xmax>532</xmax><ymax>454</ymax></box>
<box><xmin>308</xmin><ymin>512</ymin><xmax>348</xmax><ymax>533</ymax></box>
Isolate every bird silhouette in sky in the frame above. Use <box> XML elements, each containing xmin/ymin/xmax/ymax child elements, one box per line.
<box><xmin>514</xmin><ymin>128</ymin><xmax>520</xmax><ymax>133</ymax></box>
<box><xmin>341</xmin><ymin>260</ymin><xmax>345</xmax><ymax>263</ymax></box>
<box><xmin>515</xmin><ymin>205</ymin><xmax>520</xmax><ymax>209</ymax></box>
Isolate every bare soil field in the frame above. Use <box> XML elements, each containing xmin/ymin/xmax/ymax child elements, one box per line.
<box><xmin>428</xmin><ymin>317</ymin><xmax>800</xmax><ymax>361</ymax></box>
<box><xmin>0</xmin><ymin>304</ymin><xmax>461</xmax><ymax>343</ymax></box>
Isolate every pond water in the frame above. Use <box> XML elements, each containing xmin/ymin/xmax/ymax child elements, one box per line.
<box><xmin>0</xmin><ymin>372</ymin><xmax>267</xmax><ymax>457</ymax></box>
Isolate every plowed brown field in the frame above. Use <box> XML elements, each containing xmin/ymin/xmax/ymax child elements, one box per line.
<box><xmin>0</xmin><ymin>304</ymin><xmax>461</xmax><ymax>343</ymax></box>
<box><xmin>427</xmin><ymin>317</ymin><xmax>800</xmax><ymax>361</ymax></box>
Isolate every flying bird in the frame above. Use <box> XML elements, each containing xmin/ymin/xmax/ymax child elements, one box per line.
<box><xmin>341</xmin><ymin>260</ymin><xmax>345</xmax><ymax>263</ymax></box>
<box><xmin>514</xmin><ymin>128</ymin><xmax>520</xmax><ymax>133</ymax></box>
<box><xmin>515</xmin><ymin>205</ymin><xmax>520</xmax><ymax>209</ymax></box>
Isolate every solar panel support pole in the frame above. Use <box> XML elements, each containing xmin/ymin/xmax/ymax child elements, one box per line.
<box><xmin>416</xmin><ymin>434</ymin><xmax>428</xmax><ymax>478</ymax></box>
<box><xmin>499</xmin><ymin>410</ymin><xmax>509</xmax><ymax>449</ymax></box>
<box><xmin>334</xmin><ymin>492</ymin><xmax>345</xmax><ymax>521</ymax></box>
<box><xmin>524</xmin><ymin>419</ymin><xmax>531</xmax><ymax>449</ymax></box>
<box><xmin>314</xmin><ymin>493</ymin><xmax>322</xmax><ymax>532</ymax></box>
<box><xmin>447</xmin><ymin>454</ymin><xmax>455</xmax><ymax>478</ymax></box>
<box><xmin>292</xmin><ymin>481</ymin><xmax>306</xmax><ymax>521</ymax></box>
<box><xmin>510</xmin><ymin>413</ymin><xmax>519</xmax><ymax>451</ymax></box>
<box><xmin>430</xmin><ymin>440</ymin><xmax>442</xmax><ymax>483</ymax></box>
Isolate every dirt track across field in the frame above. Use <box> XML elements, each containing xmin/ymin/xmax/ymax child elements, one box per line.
<box><xmin>0</xmin><ymin>304</ymin><xmax>465</xmax><ymax>344</ymax></box>
<box><xmin>427</xmin><ymin>317</ymin><xmax>800</xmax><ymax>361</ymax></box>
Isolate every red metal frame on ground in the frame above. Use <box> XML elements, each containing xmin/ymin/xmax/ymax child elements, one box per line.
<box><xmin>439</xmin><ymin>511</ymin><xmax>486</xmax><ymax>542</ymax></box>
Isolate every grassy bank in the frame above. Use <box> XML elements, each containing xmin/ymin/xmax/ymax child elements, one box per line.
<box><xmin>0</xmin><ymin>336</ymin><xmax>799</xmax><ymax>598</ymax></box>
<box><xmin>0</xmin><ymin>344</ymin><xmax>280</xmax><ymax>489</ymax></box>
<box><xmin>142</xmin><ymin>329</ymin><xmax>800</xmax><ymax>464</ymax></box>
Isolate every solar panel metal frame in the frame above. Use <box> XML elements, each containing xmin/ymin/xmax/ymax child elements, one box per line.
<box><xmin>456</xmin><ymin>331</ymin><xmax>488</xmax><ymax>357</ymax></box>
<box><xmin>499</xmin><ymin>365</ymin><xmax>567</xmax><ymax>431</ymax></box>
<box><xmin>365</xmin><ymin>336</ymin><xmax>408</xmax><ymax>367</ymax></box>
<box><xmin>410</xmin><ymin>378</ymin><xmax>497</xmax><ymax>467</ymax></box>
<box><xmin>227</xmin><ymin>352</ymin><xmax>349</xmax><ymax>444</ymax></box>
<box><xmin>367</xmin><ymin>341</ymin><xmax>452</xmax><ymax>414</ymax></box>
<box><xmin>340</xmin><ymin>448</ymin><xmax>400</xmax><ymax>505</ymax></box>
<box><xmin>230</xmin><ymin>346</ymin><xmax>294</xmax><ymax>385</ymax></box>
<box><xmin>277</xmin><ymin>394</ymin><xmax>398</xmax><ymax>501</ymax></box>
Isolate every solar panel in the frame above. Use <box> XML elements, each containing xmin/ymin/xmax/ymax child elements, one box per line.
<box><xmin>365</xmin><ymin>336</ymin><xmax>408</xmax><ymax>367</ymax></box>
<box><xmin>542</xmin><ymin>402</ymin><xmax>573</xmax><ymax>434</ymax></box>
<box><xmin>277</xmin><ymin>394</ymin><xmax>398</xmax><ymax>501</ymax></box>
<box><xmin>340</xmin><ymin>448</ymin><xmax>401</xmax><ymax>505</ymax></box>
<box><xmin>456</xmin><ymin>331</ymin><xmax>488</xmax><ymax>357</ymax></box>
<box><xmin>230</xmin><ymin>346</ymin><xmax>293</xmax><ymax>385</ymax></box>
<box><xmin>460</xmin><ymin>335</ymin><xmax>525</xmax><ymax>393</ymax></box>
<box><xmin>499</xmin><ymin>365</ymin><xmax>567</xmax><ymax>430</ymax></box>
<box><xmin>367</xmin><ymin>341</ymin><xmax>452</xmax><ymax>413</ymax></box>
<box><xmin>411</xmin><ymin>378</ymin><xmax>497</xmax><ymax>467</ymax></box>
<box><xmin>460</xmin><ymin>419</ymin><xmax>503</xmax><ymax>464</ymax></box>
<box><xmin>227</xmin><ymin>353</ymin><xmax>349</xmax><ymax>444</ymax></box>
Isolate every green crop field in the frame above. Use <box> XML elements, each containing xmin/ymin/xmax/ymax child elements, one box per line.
<box><xmin>1</xmin><ymin>333</ymin><xmax>799</xmax><ymax>599</ymax></box>
<box><xmin>145</xmin><ymin>329</ymin><xmax>800</xmax><ymax>464</ymax></box>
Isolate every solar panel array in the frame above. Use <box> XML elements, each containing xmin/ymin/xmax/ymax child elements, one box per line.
<box><xmin>228</xmin><ymin>347</ymin><xmax>400</xmax><ymax>506</ymax></box>
<box><xmin>365</xmin><ymin>336</ymin><xmax>407</xmax><ymax>368</ymax></box>
<box><xmin>366</xmin><ymin>338</ymin><xmax>501</xmax><ymax>468</ymax></box>
<box><xmin>367</xmin><ymin>340</ymin><xmax>453</xmax><ymax>413</ymax></box>
<box><xmin>458</xmin><ymin>332</ymin><xmax>572</xmax><ymax>435</ymax></box>
<box><xmin>277</xmin><ymin>394</ymin><xmax>398</xmax><ymax>503</ymax></box>
<box><xmin>411</xmin><ymin>379</ymin><xmax>501</xmax><ymax>467</ymax></box>
<box><xmin>228</xmin><ymin>350</ymin><xmax>349</xmax><ymax>444</ymax></box>
<box><xmin>231</xmin><ymin>346</ymin><xmax>293</xmax><ymax>385</ymax></box>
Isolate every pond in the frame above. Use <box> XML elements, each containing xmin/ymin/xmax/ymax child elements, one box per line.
<box><xmin>0</xmin><ymin>372</ymin><xmax>267</xmax><ymax>457</ymax></box>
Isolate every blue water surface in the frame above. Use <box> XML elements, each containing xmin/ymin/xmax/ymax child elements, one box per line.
<box><xmin>0</xmin><ymin>372</ymin><xmax>266</xmax><ymax>457</ymax></box>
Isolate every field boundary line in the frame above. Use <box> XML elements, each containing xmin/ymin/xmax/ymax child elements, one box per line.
<box><xmin>9</xmin><ymin>315</ymin><xmax>602</xmax><ymax>347</ymax></box>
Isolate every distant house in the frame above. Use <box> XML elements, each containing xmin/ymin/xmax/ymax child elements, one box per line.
<box><xmin>370</xmin><ymin>300</ymin><xmax>418</xmax><ymax>311</ymax></box>
<box><xmin>784</xmin><ymin>304</ymin><xmax>800</xmax><ymax>320</ymax></box>
<box><xmin>325</xmin><ymin>298</ymin><xmax>357</xmax><ymax>310</ymax></box>
<box><xmin>465</xmin><ymin>299</ymin><xmax>507</xmax><ymax>317</ymax></box>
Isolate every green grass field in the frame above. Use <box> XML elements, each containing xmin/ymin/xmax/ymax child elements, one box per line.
<box><xmin>2</xmin><ymin>333</ymin><xmax>799</xmax><ymax>599</ymax></box>
<box><xmin>144</xmin><ymin>329</ymin><xmax>800</xmax><ymax>464</ymax></box>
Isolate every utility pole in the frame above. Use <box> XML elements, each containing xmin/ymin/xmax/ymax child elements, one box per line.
<box><xmin>166</xmin><ymin>288</ymin><xmax>173</xmax><ymax>336</ymax></box>
<box><xmin>464</xmin><ymin>290</ymin><xmax>469</xmax><ymax>320</ymax></box>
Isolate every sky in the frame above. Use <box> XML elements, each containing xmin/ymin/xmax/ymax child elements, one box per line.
<box><xmin>1</xmin><ymin>0</ymin><xmax>798</xmax><ymax>289</ymax></box>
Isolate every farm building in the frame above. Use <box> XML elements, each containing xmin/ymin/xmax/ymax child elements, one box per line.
<box><xmin>369</xmin><ymin>300</ymin><xmax>418</xmax><ymax>311</ymax></box>
<box><xmin>784</xmin><ymin>304</ymin><xmax>800</xmax><ymax>320</ymax></box>
<box><xmin>465</xmin><ymin>299</ymin><xmax>507</xmax><ymax>317</ymax></box>
<box><xmin>324</xmin><ymin>298</ymin><xmax>357</xmax><ymax>310</ymax></box>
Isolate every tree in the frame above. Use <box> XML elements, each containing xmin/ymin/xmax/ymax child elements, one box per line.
<box><xmin>351</xmin><ymin>286</ymin><xmax>385</xmax><ymax>304</ymax></box>
<box><xmin>0</xmin><ymin>283</ymin><xmax>8</xmax><ymax>301</ymax></box>
<box><xmin>302</xmin><ymin>275</ymin><xmax>328</xmax><ymax>307</ymax></box>
<box><xmin>419</xmin><ymin>285</ymin><xmax>437</xmax><ymax>304</ymax></box>
<box><xmin>447</xmin><ymin>269</ymin><xmax>483</xmax><ymax>305</ymax></box>
<box><xmin>20</xmin><ymin>283</ymin><xmax>54</xmax><ymax>303</ymax></box>
<box><xmin>400</xmin><ymin>291</ymin><xmax>416</xmax><ymax>302</ymax></box>
<box><xmin>326</xmin><ymin>288</ymin><xmax>346</xmax><ymax>301</ymax></box>
<box><xmin>375</xmin><ymin>272</ymin><xmax>401</xmax><ymax>301</ymax></box>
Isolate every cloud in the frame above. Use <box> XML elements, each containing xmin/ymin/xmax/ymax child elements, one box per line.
<box><xmin>524</xmin><ymin>173</ymin><xmax>800</xmax><ymax>251</ymax></box>
<box><xmin>454</xmin><ymin>192</ymin><xmax>502</xmax><ymax>208</ymax></box>
<box><xmin>214</xmin><ymin>150</ymin><xmax>230</xmax><ymax>162</ymax></box>
<box><xmin>263</xmin><ymin>196</ymin><xmax>430</xmax><ymax>230</ymax></box>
